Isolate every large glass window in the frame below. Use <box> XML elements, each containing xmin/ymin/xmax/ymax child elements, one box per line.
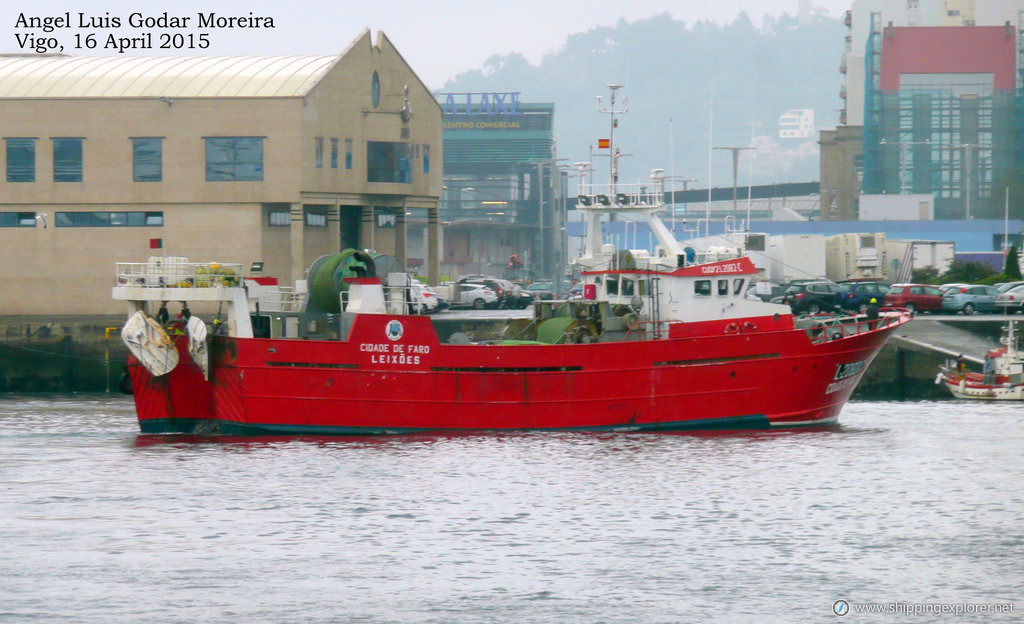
<box><xmin>367</xmin><ymin>141</ymin><xmax>412</xmax><ymax>183</ymax></box>
<box><xmin>132</xmin><ymin>137</ymin><xmax>162</xmax><ymax>182</ymax></box>
<box><xmin>0</xmin><ymin>211</ymin><xmax>36</xmax><ymax>227</ymax></box>
<box><xmin>53</xmin><ymin>138</ymin><xmax>83</xmax><ymax>182</ymax></box>
<box><xmin>205</xmin><ymin>137</ymin><xmax>263</xmax><ymax>181</ymax></box>
<box><xmin>5</xmin><ymin>138</ymin><xmax>35</xmax><ymax>182</ymax></box>
<box><xmin>55</xmin><ymin>211</ymin><xmax>163</xmax><ymax>227</ymax></box>
<box><xmin>423</xmin><ymin>144</ymin><xmax>430</xmax><ymax>173</ymax></box>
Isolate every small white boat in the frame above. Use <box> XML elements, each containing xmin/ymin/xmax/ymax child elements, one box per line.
<box><xmin>937</xmin><ymin>322</ymin><xmax>1024</xmax><ymax>400</ymax></box>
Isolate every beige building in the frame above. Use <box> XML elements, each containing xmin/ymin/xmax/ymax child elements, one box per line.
<box><xmin>0</xmin><ymin>29</ymin><xmax>442</xmax><ymax>315</ymax></box>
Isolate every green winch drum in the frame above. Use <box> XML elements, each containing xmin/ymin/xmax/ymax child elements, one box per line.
<box><xmin>307</xmin><ymin>249</ymin><xmax>377</xmax><ymax>313</ymax></box>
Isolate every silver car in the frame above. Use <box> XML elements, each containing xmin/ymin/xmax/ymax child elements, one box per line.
<box><xmin>994</xmin><ymin>284</ymin><xmax>1024</xmax><ymax>313</ymax></box>
<box><xmin>941</xmin><ymin>284</ymin><xmax>998</xmax><ymax>315</ymax></box>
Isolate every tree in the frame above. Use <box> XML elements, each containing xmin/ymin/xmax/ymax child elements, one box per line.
<box><xmin>1005</xmin><ymin>246</ymin><xmax>1022</xmax><ymax>280</ymax></box>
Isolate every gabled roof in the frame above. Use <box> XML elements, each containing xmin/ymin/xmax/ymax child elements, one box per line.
<box><xmin>0</xmin><ymin>54</ymin><xmax>338</xmax><ymax>98</ymax></box>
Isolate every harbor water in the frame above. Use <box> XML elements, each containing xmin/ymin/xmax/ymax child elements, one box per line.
<box><xmin>1</xmin><ymin>396</ymin><xmax>1020</xmax><ymax>623</ymax></box>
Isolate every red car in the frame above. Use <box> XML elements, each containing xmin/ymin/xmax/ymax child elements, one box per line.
<box><xmin>883</xmin><ymin>283</ymin><xmax>944</xmax><ymax>314</ymax></box>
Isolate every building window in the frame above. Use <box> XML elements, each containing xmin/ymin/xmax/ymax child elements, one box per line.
<box><xmin>345</xmin><ymin>138</ymin><xmax>353</xmax><ymax>170</ymax></box>
<box><xmin>132</xmin><ymin>137</ymin><xmax>163</xmax><ymax>182</ymax></box>
<box><xmin>371</xmin><ymin>71</ymin><xmax>381</xmax><ymax>108</ymax></box>
<box><xmin>268</xmin><ymin>209</ymin><xmax>290</xmax><ymax>226</ymax></box>
<box><xmin>53</xmin><ymin>138</ymin><xmax>83</xmax><ymax>182</ymax></box>
<box><xmin>205</xmin><ymin>137</ymin><xmax>263</xmax><ymax>181</ymax></box>
<box><xmin>367</xmin><ymin>141</ymin><xmax>412</xmax><ymax>183</ymax></box>
<box><xmin>5</xmin><ymin>138</ymin><xmax>36</xmax><ymax>182</ymax></box>
<box><xmin>315</xmin><ymin>137</ymin><xmax>323</xmax><ymax>169</ymax></box>
<box><xmin>55</xmin><ymin>211</ymin><xmax>163</xmax><ymax>227</ymax></box>
<box><xmin>0</xmin><ymin>211</ymin><xmax>36</xmax><ymax>227</ymax></box>
<box><xmin>423</xmin><ymin>144</ymin><xmax>430</xmax><ymax>173</ymax></box>
<box><xmin>330</xmin><ymin>138</ymin><xmax>338</xmax><ymax>169</ymax></box>
<box><xmin>305</xmin><ymin>210</ymin><xmax>327</xmax><ymax>227</ymax></box>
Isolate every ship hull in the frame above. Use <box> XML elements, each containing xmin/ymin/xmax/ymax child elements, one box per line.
<box><xmin>127</xmin><ymin>313</ymin><xmax>904</xmax><ymax>435</ymax></box>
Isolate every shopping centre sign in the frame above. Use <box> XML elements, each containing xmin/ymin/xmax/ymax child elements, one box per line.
<box><xmin>440</xmin><ymin>92</ymin><xmax>521</xmax><ymax>116</ymax></box>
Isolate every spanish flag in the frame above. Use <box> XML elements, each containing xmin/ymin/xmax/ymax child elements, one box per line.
<box><xmin>598</xmin><ymin>138</ymin><xmax>610</xmax><ymax>149</ymax></box>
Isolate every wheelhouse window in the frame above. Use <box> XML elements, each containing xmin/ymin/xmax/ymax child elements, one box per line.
<box><xmin>367</xmin><ymin>141</ymin><xmax>412</xmax><ymax>183</ymax></box>
<box><xmin>717</xmin><ymin>279</ymin><xmax>729</xmax><ymax>296</ymax></box>
<box><xmin>733</xmin><ymin>278</ymin><xmax>745</xmax><ymax>295</ymax></box>
<box><xmin>606</xmin><ymin>276</ymin><xmax>619</xmax><ymax>295</ymax></box>
<box><xmin>0</xmin><ymin>211</ymin><xmax>36</xmax><ymax>227</ymax></box>
<box><xmin>205</xmin><ymin>137</ymin><xmax>263</xmax><ymax>181</ymax></box>
<box><xmin>5</xmin><ymin>138</ymin><xmax>36</xmax><ymax>182</ymax></box>
<box><xmin>132</xmin><ymin>137</ymin><xmax>163</xmax><ymax>182</ymax></box>
<box><xmin>695</xmin><ymin>280</ymin><xmax>711</xmax><ymax>296</ymax></box>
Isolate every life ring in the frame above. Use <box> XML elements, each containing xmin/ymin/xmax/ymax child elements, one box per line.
<box><xmin>724</xmin><ymin>323</ymin><xmax>739</xmax><ymax>334</ymax></box>
<box><xmin>831</xmin><ymin>331</ymin><xmax>843</xmax><ymax>341</ymax></box>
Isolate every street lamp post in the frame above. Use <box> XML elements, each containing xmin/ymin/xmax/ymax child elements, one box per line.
<box><xmin>953</xmin><ymin>143</ymin><xmax>982</xmax><ymax>220</ymax></box>
<box><xmin>879</xmin><ymin>138</ymin><xmax>930</xmax><ymax>194</ymax></box>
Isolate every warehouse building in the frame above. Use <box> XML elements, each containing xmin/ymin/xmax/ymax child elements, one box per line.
<box><xmin>0</xmin><ymin>29</ymin><xmax>442</xmax><ymax>314</ymax></box>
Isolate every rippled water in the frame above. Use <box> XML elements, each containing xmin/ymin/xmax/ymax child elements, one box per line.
<box><xmin>1</xmin><ymin>396</ymin><xmax>1021</xmax><ymax>623</ymax></box>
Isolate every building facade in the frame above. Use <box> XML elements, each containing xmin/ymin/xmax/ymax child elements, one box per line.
<box><xmin>0</xmin><ymin>29</ymin><xmax>443</xmax><ymax>315</ymax></box>
<box><xmin>438</xmin><ymin>92</ymin><xmax>566</xmax><ymax>282</ymax></box>
<box><xmin>823</xmin><ymin>0</ymin><xmax>1024</xmax><ymax>220</ymax></box>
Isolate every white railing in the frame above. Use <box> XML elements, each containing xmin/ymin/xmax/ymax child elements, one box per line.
<box><xmin>115</xmin><ymin>260</ymin><xmax>244</xmax><ymax>288</ymax></box>
<box><xmin>259</xmin><ymin>287</ymin><xmax>308</xmax><ymax>313</ymax></box>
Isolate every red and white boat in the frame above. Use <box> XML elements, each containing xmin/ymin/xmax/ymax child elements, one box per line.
<box><xmin>114</xmin><ymin>95</ymin><xmax>910</xmax><ymax>435</ymax></box>
<box><xmin>937</xmin><ymin>322</ymin><xmax>1024</xmax><ymax>400</ymax></box>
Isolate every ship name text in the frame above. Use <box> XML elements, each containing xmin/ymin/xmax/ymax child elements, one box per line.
<box><xmin>700</xmin><ymin>262</ymin><xmax>743</xmax><ymax>274</ymax></box>
<box><xmin>360</xmin><ymin>342</ymin><xmax>431</xmax><ymax>366</ymax></box>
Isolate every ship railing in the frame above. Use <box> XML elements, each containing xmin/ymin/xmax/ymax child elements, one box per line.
<box><xmin>797</xmin><ymin>309</ymin><xmax>905</xmax><ymax>343</ymax></box>
<box><xmin>115</xmin><ymin>261</ymin><xmax>244</xmax><ymax>288</ymax></box>
<box><xmin>577</xmin><ymin>183</ymin><xmax>664</xmax><ymax>209</ymax></box>
<box><xmin>259</xmin><ymin>287</ymin><xmax>308</xmax><ymax>314</ymax></box>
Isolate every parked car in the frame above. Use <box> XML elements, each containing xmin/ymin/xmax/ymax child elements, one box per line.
<box><xmin>994</xmin><ymin>284</ymin><xmax>1024</xmax><ymax>314</ymax></box>
<box><xmin>837</xmin><ymin>281</ymin><xmax>891</xmax><ymax>311</ymax></box>
<box><xmin>746</xmin><ymin>281</ymin><xmax>786</xmax><ymax>303</ymax></box>
<box><xmin>995</xmin><ymin>281</ymin><xmax>1024</xmax><ymax>293</ymax></box>
<box><xmin>408</xmin><ymin>281</ymin><xmax>440</xmax><ymax>314</ymax></box>
<box><xmin>525</xmin><ymin>281</ymin><xmax>558</xmax><ymax>301</ymax></box>
<box><xmin>941</xmin><ymin>284</ymin><xmax>999</xmax><ymax>315</ymax></box>
<box><xmin>454</xmin><ymin>283</ymin><xmax>498</xmax><ymax>309</ymax></box>
<box><xmin>458</xmin><ymin>276</ymin><xmax>532</xmax><ymax>309</ymax></box>
<box><xmin>883</xmin><ymin>283</ymin><xmax>944</xmax><ymax>314</ymax></box>
<box><xmin>781</xmin><ymin>281</ymin><xmax>846</xmax><ymax>314</ymax></box>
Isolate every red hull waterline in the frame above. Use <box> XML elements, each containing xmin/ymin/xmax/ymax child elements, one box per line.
<box><xmin>127</xmin><ymin>312</ymin><xmax>903</xmax><ymax>435</ymax></box>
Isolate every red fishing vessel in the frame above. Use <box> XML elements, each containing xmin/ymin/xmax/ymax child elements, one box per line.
<box><xmin>114</xmin><ymin>91</ymin><xmax>910</xmax><ymax>435</ymax></box>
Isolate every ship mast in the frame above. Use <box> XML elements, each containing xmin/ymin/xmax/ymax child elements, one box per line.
<box><xmin>597</xmin><ymin>84</ymin><xmax>628</xmax><ymax>196</ymax></box>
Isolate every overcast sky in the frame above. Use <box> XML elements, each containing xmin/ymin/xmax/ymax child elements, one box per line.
<box><xmin>2</xmin><ymin>1</ymin><xmax>852</xmax><ymax>89</ymax></box>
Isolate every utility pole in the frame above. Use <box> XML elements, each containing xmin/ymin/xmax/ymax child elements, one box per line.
<box><xmin>713</xmin><ymin>146</ymin><xmax>754</xmax><ymax>220</ymax></box>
